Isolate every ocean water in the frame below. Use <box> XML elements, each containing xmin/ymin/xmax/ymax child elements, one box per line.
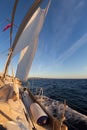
<box><xmin>29</xmin><ymin>78</ymin><xmax>87</xmax><ymax>116</ymax></box>
<box><xmin>28</xmin><ymin>78</ymin><xmax>87</xmax><ymax>130</ymax></box>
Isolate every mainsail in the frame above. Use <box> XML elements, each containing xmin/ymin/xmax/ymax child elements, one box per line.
<box><xmin>3</xmin><ymin>0</ymin><xmax>50</xmax><ymax>81</ymax></box>
<box><xmin>15</xmin><ymin>2</ymin><xmax>50</xmax><ymax>81</ymax></box>
<box><xmin>12</xmin><ymin>7</ymin><xmax>45</xmax><ymax>56</ymax></box>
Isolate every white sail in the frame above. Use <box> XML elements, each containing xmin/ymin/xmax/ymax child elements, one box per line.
<box><xmin>13</xmin><ymin>3</ymin><xmax>48</xmax><ymax>81</ymax></box>
<box><xmin>12</xmin><ymin>6</ymin><xmax>47</xmax><ymax>57</ymax></box>
<box><xmin>14</xmin><ymin>3</ymin><xmax>50</xmax><ymax>81</ymax></box>
<box><xmin>16</xmin><ymin>38</ymin><xmax>38</xmax><ymax>81</ymax></box>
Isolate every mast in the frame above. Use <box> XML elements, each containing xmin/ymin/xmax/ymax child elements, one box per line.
<box><xmin>3</xmin><ymin>0</ymin><xmax>19</xmax><ymax>78</ymax></box>
<box><xmin>3</xmin><ymin>0</ymin><xmax>43</xmax><ymax>78</ymax></box>
<box><xmin>10</xmin><ymin>0</ymin><xmax>19</xmax><ymax>47</ymax></box>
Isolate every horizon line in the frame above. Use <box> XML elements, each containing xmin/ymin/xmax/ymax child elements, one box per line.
<box><xmin>28</xmin><ymin>76</ymin><xmax>87</xmax><ymax>79</ymax></box>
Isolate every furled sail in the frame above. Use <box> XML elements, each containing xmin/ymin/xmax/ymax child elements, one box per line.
<box><xmin>15</xmin><ymin>2</ymin><xmax>50</xmax><ymax>81</ymax></box>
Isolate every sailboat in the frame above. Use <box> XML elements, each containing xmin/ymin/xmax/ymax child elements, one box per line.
<box><xmin>0</xmin><ymin>0</ymin><xmax>68</xmax><ymax>130</ymax></box>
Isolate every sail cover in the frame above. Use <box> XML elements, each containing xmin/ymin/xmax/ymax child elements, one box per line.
<box><xmin>13</xmin><ymin>2</ymin><xmax>50</xmax><ymax>81</ymax></box>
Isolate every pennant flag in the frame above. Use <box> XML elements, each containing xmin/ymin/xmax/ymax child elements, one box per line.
<box><xmin>3</xmin><ymin>23</ymin><xmax>12</xmax><ymax>31</ymax></box>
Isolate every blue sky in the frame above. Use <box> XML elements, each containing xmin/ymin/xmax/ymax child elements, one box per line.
<box><xmin>0</xmin><ymin>0</ymin><xmax>87</xmax><ymax>79</ymax></box>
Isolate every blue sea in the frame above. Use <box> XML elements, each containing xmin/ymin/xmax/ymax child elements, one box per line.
<box><xmin>28</xmin><ymin>78</ymin><xmax>87</xmax><ymax>130</ymax></box>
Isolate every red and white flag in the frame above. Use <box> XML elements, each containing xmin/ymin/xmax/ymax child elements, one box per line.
<box><xmin>3</xmin><ymin>23</ymin><xmax>12</xmax><ymax>31</ymax></box>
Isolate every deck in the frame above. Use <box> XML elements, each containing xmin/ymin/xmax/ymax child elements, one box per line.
<box><xmin>0</xmin><ymin>85</ymin><xmax>52</xmax><ymax>130</ymax></box>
